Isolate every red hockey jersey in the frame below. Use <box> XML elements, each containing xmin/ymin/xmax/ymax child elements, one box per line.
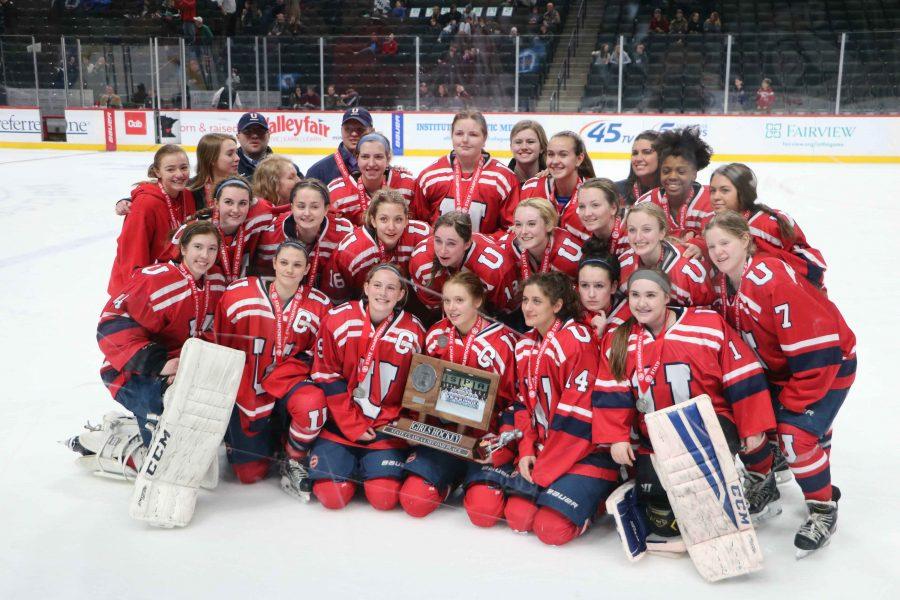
<box><xmin>636</xmin><ymin>183</ymin><xmax>713</xmax><ymax>241</ymax></box>
<box><xmin>327</xmin><ymin>167</ymin><xmax>416</xmax><ymax>226</ymax></box>
<box><xmin>513</xmin><ymin>320</ymin><xmax>603</xmax><ymax>487</ymax></box>
<box><xmin>412</xmin><ymin>152</ymin><xmax>519</xmax><ymax>235</ymax></box>
<box><xmin>326</xmin><ymin>220</ymin><xmax>432</xmax><ymax>300</ymax></box>
<box><xmin>518</xmin><ymin>175</ymin><xmax>591</xmax><ymax>242</ymax></box>
<box><xmin>592</xmin><ymin>307</ymin><xmax>775</xmax><ymax>450</ymax></box>
<box><xmin>408</xmin><ymin>233</ymin><xmax>517</xmax><ymax>312</ymax></box>
<box><xmin>496</xmin><ymin>227</ymin><xmax>583</xmax><ymax>283</ymax></box>
<box><xmin>311</xmin><ymin>302</ymin><xmax>425</xmax><ymax>448</ymax></box>
<box><xmin>214</xmin><ymin>276</ymin><xmax>330</xmax><ymax>433</ymax></box>
<box><xmin>578</xmin><ymin>296</ymin><xmax>632</xmax><ymax>345</ymax></box>
<box><xmin>165</xmin><ymin>202</ymin><xmax>273</xmax><ymax>285</ymax></box>
<box><xmin>255</xmin><ymin>212</ymin><xmax>353</xmax><ymax>295</ymax></box>
<box><xmin>108</xmin><ymin>182</ymin><xmax>201</xmax><ymax>296</ymax></box>
<box><xmin>99</xmin><ymin>262</ymin><xmax>223</xmax><ymax>398</ymax></box>
<box><xmin>618</xmin><ymin>240</ymin><xmax>715</xmax><ymax>307</ymax></box>
<box><xmin>713</xmin><ymin>256</ymin><xmax>855</xmax><ymax>413</ymax></box>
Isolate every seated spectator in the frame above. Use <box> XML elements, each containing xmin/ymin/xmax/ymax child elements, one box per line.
<box><xmin>241</xmin><ymin>1</ymin><xmax>262</xmax><ymax>35</ymax></box>
<box><xmin>527</xmin><ymin>6</ymin><xmax>541</xmax><ymax>33</ymax></box>
<box><xmin>194</xmin><ymin>16</ymin><xmax>213</xmax><ymax>44</ymax></box>
<box><xmin>435</xmin><ymin>83</ymin><xmax>450</xmax><ymax>107</ymax></box>
<box><xmin>453</xmin><ymin>83</ymin><xmax>471</xmax><ymax>109</ymax></box>
<box><xmin>289</xmin><ymin>83</ymin><xmax>304</xmax><ymax>108</ymax></box>
<box><xmin>649</xmin><ymin>8</ymin><xmax>669</xmax><ymax>33</ymax></box>
<box><xmin>732</xmin><ymin>76</ymin><xmax>748</xmax><ymax>111</ymax></box>
<box><xmin>418</xmin><ymin>82</ymin><xmax>434</xmax><ymax>109</ymax></box>
<box><xmin>543</xmin><ymin>2</ymin><xmax>561</xmax><ymax>32</ymax></box>
<box><xmin>462</xmin><ymin>47</ymin><xmax>478</xmax><ymax>65</ymax></box>
<box><xmin>382</xmin><ymin>33</ymin><xmax>399</xmax><ymax>56</ymax></box>
<box><xmin>687</xmin><ymin>11</ymin><xmax>703</xmax><ymax>34</ymax></box>
<box><xmin>756</xmin><ymin>78</ymin><xmax>775</xmax><ymax>113</ymax></box>
<box><xmin>161</xmin><ymin>0</ymin><xmax>180</xmax><ymax>27</ymax></box>
<box><xmin>632</xmin><ymin>42</ymin><xmax>648</xmax><ymax>68</ymax></box>
<box><xmin>704</xmin><ymin>11</ymin><xmax>722</xmax><ymax>33</ymax></box>
<box><xmin>428</xmin><ymin>15</ymin><xmax>440</xmax><ymax>32</ymax></box>
<box><xmin>538</xmin><ymin>22</ymin><xmax>553</xmax><ymax>45</ymax></box>
<box><xmin>356</xmin><ymin>33</ymin><xmax>380</xmax><ymax>56</ymax></box>
<box><xmin>591</xmin><ymin>43</ymin><xmax>611</xmax><ymax>66</ymax></box>
<box><xmin>669</xmin><ymin>9</ymin><xmax>688</xmax><ymax>34</ymax></box>
<box><xmin>341</xmin><ymin>87</ymin><xmax>360</xmax><ymax>108</ymax></box>
<box><xmin>458</xmin><ymin>15</ymin><xmax>473</xmax><ymax>37</ymax></box>
<box><xmin>299</xmin><ymin>85</ymin><xmax>320</xmax><ymax>108</ymax></box>
<box><xmin>438</xmin><ymin>19</ymin><xmax>458</xmax><ymax>43</ymax></box>
<box><xmin>270</xmin><ymin>12</ymin><xmax>288</xmax><ymax>36</ymax></box>
<box><xmin>132</xmin><ymin>83</ymin><xmax>150</xmax><ymax>107</ymax></box>
<box><xmin>324</xmin><ymin>84</ymin><xmax>341</xmax><ymax>110</ymax></box>
<box><xmin>98</xmin><ymin>85</ymin><xmax>123</xmax><ymax>108</ymax></box>
<box><xmin>390</xmin><ymin>1</ymin><xmax>405</xmax><ymax>20</ymax></box>
<box><xmin>610</xmin><ymin>44</ymin><xmax>631</xmax><ymax>66</ymax></box>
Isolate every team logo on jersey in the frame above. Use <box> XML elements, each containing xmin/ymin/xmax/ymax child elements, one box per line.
<box><xmin>394</xmin><ymin>330</ymin><xmax>418</xmax><ymax>355</ymax></box>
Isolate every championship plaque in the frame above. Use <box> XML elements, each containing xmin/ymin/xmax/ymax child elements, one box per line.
<box><xmin>380</xmin><ymin>354</ymin><xmax>501</xmax><ymax>461</ymax></box>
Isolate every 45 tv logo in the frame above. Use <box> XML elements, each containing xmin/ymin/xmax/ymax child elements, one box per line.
<box><xmin>579</xmin><ymin>121</ymin><xmax>633</xmax><ymax>145</ymax></box>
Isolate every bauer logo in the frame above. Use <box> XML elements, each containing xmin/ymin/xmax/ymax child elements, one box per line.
<box><xmin>124</xmin><ymin>112</ymin><xmax>147</xmax><ymax>135</ymax></box>
<box><xmin>391</xmin><ymin>112</ymin><xmax>404</xmax><ymax>156</ymax></box>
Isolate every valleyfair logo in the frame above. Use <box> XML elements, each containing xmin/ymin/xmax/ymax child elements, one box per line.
<box><xmin>579</xmin><ymin>121</ymin><xmax>633</xmax><ymax>144</ymax></box>
<box><xmin>267</xmin><ymin>114</ymin><xmax>332</xmax><ymax>138</ymax></box>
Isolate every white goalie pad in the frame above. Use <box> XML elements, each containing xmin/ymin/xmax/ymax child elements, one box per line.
<box><xmin>645</xmin><ymin>395</ymin><xmax>763</xmax><ymax>582</ymax></box>
<box><xmin>129</xmin><ymin>339</ymin><xmax>244</xmax><ymax>528</ymax></box>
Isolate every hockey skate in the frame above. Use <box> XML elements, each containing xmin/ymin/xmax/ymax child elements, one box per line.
<box><xmin>795</xmin><ymin>486</ymin><xmax>840</xmax><ymax>558</ymax></box>
<box><xmin>743</xmin><ymin>470</ymin><xmax>782</xmax><ymax>524</ymax></box>
<box><xmin>770</xmin><ymin>442</ymin><xmax>793</xmax><ymax>484</ymax></box>
<box><xmin>63</xmin><ymin>412</ymin><xmax>146</xmax><ymax>481</ymax></box>
<box><xmin>280</xmin><ymin>457</ymin><xmax>312</xmax><ymax>503</ymax></box>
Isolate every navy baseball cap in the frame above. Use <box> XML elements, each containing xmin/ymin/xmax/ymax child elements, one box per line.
<box><xmin>237</xmin><ymin>112</ymin><xmax>269</xmax><ymax>132</ymax></box>
<box><xmin>342</xmin><ymin>107</ymin><xmax>373</xmax><ymax>128</ymax></box>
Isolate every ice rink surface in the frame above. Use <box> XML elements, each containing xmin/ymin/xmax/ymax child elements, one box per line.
<box><xmin>0</xmin><ymin>149</ymin><xmax>897</xmax><ymax>599</ymax></box>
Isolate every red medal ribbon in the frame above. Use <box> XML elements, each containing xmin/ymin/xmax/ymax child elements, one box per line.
<box><xmin>177</xmin><ymin>263</ymin><xmax>210</xmax><ymax>338</ymax></box>
<box><xmin>157</xmin><ymin>182</ymin><xmax>181</xmax><ymax>231</ymax></box>
<box><xmin>633</xmin><ymin>321</ymin><xmax>665</xmax><ymax>396</ymax></box>
<box><xmin>527</xmin><ymin>319</ymin><xmax>562</xmax><ymax>399</ymax></box>
<box><xmin>718</xmin><ymin>259</ymin><xmax>751</xmax><ymax>331</ymax></box>
<box><xmin>659</xmin><ymin>190</ymin><xmax>690</xmax><ymax>235</ymax></box>
<box><xmin>269</xmin><ymin>282</ymin><xmax>305</xmax><ymax>361</ymax></box>
<box><xmin>551</xmin><ymin>176</ymin><xmax>581</xmax><ymax>212</ymax></box>
<box><xmin>216</xmin><ymin>223</ymin><xmax>247</xmax><ymax>284</ymax></box>
<box><xmin>520</xmin><ymin>235</ymin><xmax>554</xmax><ymax>280</ymax></box>
<box><xmin>358</xmin><ymin>308</ymin><xmax>393</xmax><ymax>383</ymax></box>
<box><xmin>448</xmin><ymin>317</ymin><xmax>484</xmax><ymax>365</ymax></box>
<box><xmin>452</xmin><ymin>154</ymin><xmax>484</xmax><ymax>213</ymax></box>
<box><xmin>633</xmin><ymin>182</ymin><xmax>642</xmax><ymax>204</ymax></box>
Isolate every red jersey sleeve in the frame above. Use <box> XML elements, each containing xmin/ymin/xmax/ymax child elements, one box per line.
<box><xmin>718</xmin><ymin>319</ymin><xmax>776</xmax><ymax>438</ymax></box>
<box><xmin>591</xmin><ymin>337</ymin><xmax>637</xmax><ymax>445</ymax></box>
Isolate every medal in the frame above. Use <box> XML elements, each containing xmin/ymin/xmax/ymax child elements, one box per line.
<box><xmin>352</xmin><ymin>386</ymin><xmax>368</xmax><ymax>399</ymax></box>
<box><xmin>526</xmin><ymin>319</ymin><xmax>562</xmax><ymax>404</ymax></box>
<box><xmin>452</xmin><ymin>153</ymin><xmax>484</xmax><ymax>213</ymax></box>
<box><xmin>437</xmin><ymin>334</ymin><xmax>449</xmax><ymax>348</ymax></box>
<box><xmin>636</xmin><ymin>397</ymin><xmax>653</xmax><ymax>414</ymax></box>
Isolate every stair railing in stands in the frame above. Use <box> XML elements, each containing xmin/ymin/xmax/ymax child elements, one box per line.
<box><xmin>550</xmin><ymin>0</ymin><xmax>586</xmax><ymax>112</ymax></box>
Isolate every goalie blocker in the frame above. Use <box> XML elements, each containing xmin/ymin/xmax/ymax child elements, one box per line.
<box><xmin>129</xmin><ymin>338</ymin><xmax>245</xmax><ymax>528</ymax></box>
<box><xmin>608</xmin><ymin>395</ymin><xmax>763</xmax><ymax>582</ymax></box>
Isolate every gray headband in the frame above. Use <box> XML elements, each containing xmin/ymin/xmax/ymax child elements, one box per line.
<box><xmin>628</xmin><ymin>268</ymin><xmax>671</xmax><ymax>295</ymax></box>
<box><xmin>357</xmin><ymin>133</ymin><xmax>391</xmax><ymax>156</ymax></box>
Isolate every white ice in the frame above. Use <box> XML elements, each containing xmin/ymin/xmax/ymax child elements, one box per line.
<box><xmin>0</xmin><ymin>149</ymin><xmax>897</xmax><ymax>599</ymax></box>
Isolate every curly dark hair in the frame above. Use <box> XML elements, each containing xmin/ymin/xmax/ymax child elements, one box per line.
<box><xmin>523</xmin><ymin>271</ymin><xmax>582</xmax><ymax>323</ymax></box>
<box><xmin>653</xmin><ymin>126</ymin><xmax>714</xmax><ymax>171</ymax></box>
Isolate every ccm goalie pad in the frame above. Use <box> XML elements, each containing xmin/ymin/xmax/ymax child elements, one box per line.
<box><xmin>644</xmin><ymin>395</ymin><xmax>763</xmax><ymax>582</ymax></box>
<box><xmin>129</xmin><ymin>339</ymin><xmax>244</xmax><ymax>528</ymax></box>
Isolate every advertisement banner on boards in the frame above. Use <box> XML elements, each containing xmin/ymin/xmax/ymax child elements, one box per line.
<box><xmin>64</xmin><ymin>108</ymin><xmax>106</xmax><ymax>146</ymax></box>
<box><xmin>115</xmin><ymin>110</ymin><xmax>156</xmax><ymax>146</ymax></box>
<box><xmin>0</xmin><ymin>108</ymin><xmax>43</xmax><ymax>143</ymax></box>
<box><xmin>176</xmin><ymin>110</ymin><xmax>393</xmax><ymax>151</ymax></box>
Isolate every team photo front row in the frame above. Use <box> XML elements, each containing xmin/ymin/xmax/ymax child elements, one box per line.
<box><xmin>68</xmin><ymin>112</ymin><xmax>855</xmax><ymax>580</ymax></box>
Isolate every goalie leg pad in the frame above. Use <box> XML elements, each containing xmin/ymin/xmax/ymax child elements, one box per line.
<box><xmin>464</xmin><ymin>484</ymin><xmax>506</xmax><ymax>528</ymax></box>
<box><xmin>606</xmin><ymin>481</ymin><xmax>650</xmax><ymax>561</ymax></box>
<box><xmin>644</xmin><ymin>395</ymin><xmax>763</xmax><ymax>582</ymax></box>
<box><xmin>129</xmin><ymin>339</ymin><xmax>245</xmax><ymax>528</ymax></box>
